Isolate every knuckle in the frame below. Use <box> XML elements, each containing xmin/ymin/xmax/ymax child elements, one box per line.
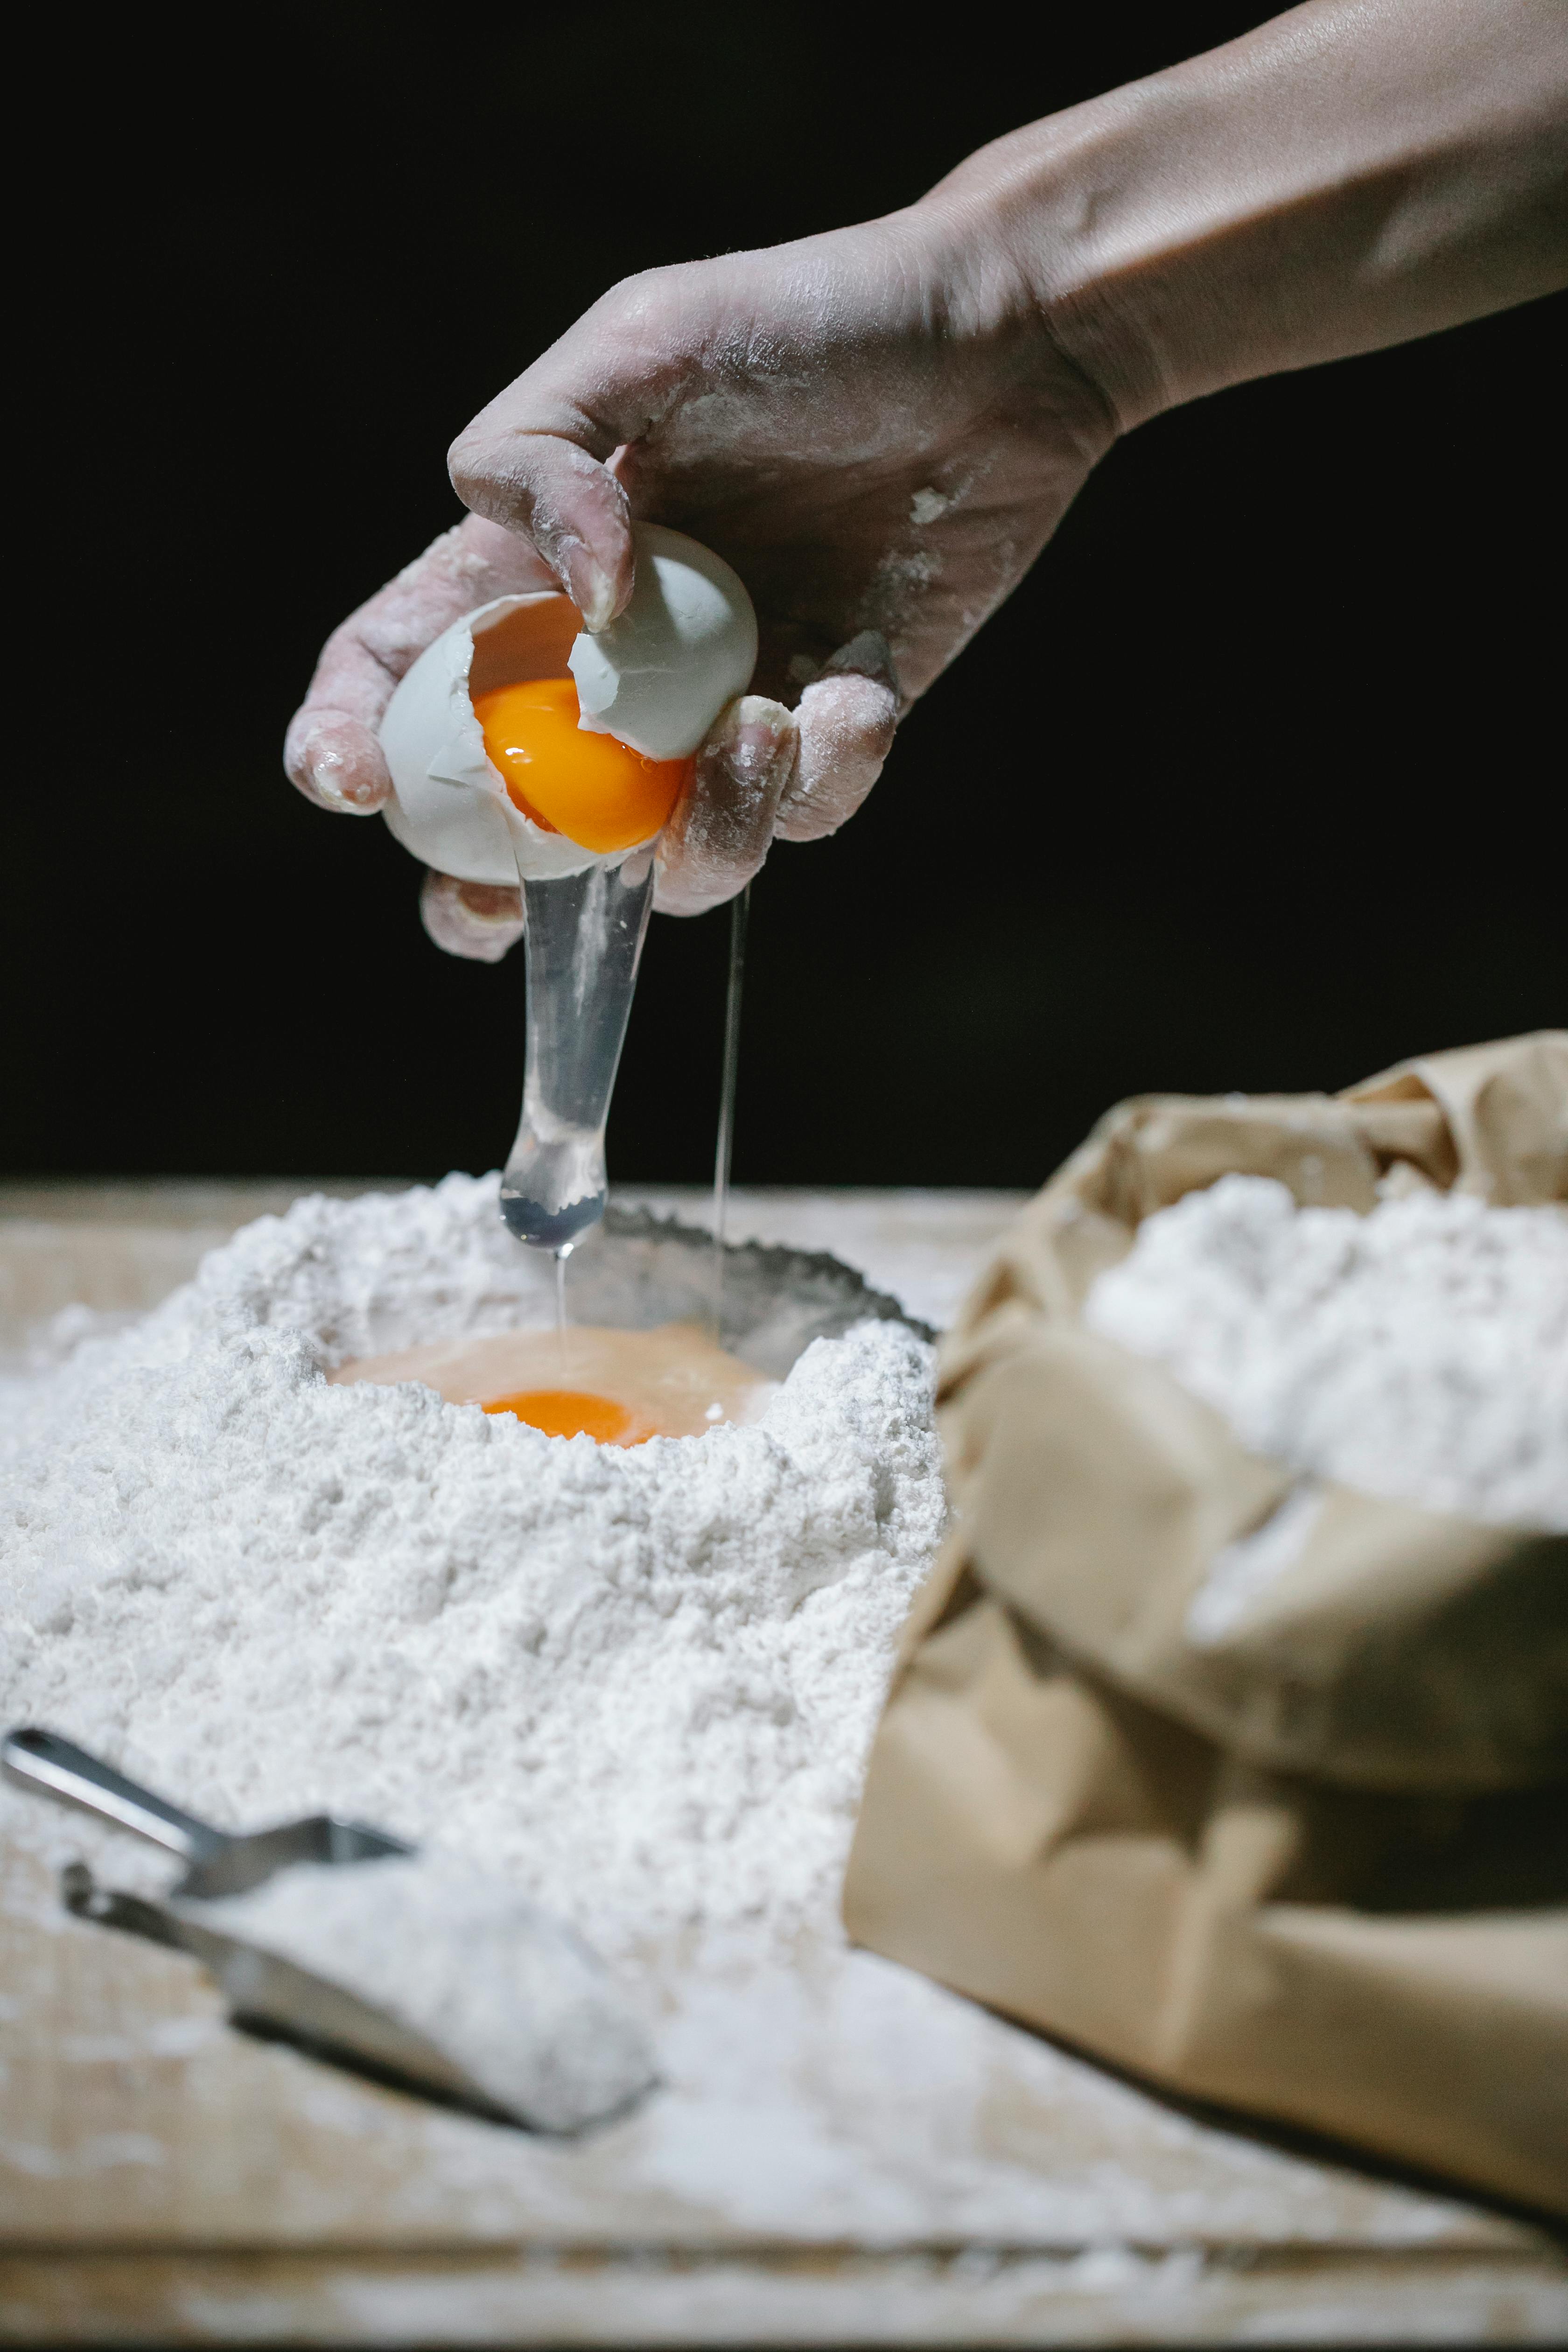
<box><xmin>596</xmin><ymin>262</ymin><xmax>684</xmax><ymax>326</ymax></box>
<box><xmin>446</xmin><ymin>427</ymin><xmax>495</xmax><ymax>505</ymax></box>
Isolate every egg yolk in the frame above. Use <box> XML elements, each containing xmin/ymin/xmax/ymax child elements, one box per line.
<box><xmin>473</xmin><ymin>677</ymin><xmax>690</xmax><ymax>854</ymax></box>
<box><xmin>329</xmin><ymin>1322</ymin><xmax>770</xmax><ymax>1442</ymax></box>
<box><xmin>480</xmin><ymin>1387</ymin><xmax>658</xmax><ymax>1446</ymax></box>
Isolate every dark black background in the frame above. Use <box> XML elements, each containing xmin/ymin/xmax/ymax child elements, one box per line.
<box><xmin>11</xmin><ymin>4</ymin><xmax>1563</xmax><ymax>1189</ymax></box>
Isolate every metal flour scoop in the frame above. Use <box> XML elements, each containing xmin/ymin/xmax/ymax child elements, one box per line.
<box><xmin>3</xmin><ymin>1726</ymin><xmax>656</xmax><ymax>2133</ymax></box>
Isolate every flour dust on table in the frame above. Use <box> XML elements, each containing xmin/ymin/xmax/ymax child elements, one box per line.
<box><xmin>7</xmin><ymin>1177</ymin><xmax>1561</xmax><ymax>2252</ymax></box>
<box><xmin>0</xmin><ymin>1176</ymin><xmax>945</xmax><ymax>1958</ymax></box>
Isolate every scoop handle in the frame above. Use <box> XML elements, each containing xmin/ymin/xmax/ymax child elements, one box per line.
<box><xmin>1</xmin><ymin>1727</ymin><xmax>229</xmax><ymax>1864</ymax></box>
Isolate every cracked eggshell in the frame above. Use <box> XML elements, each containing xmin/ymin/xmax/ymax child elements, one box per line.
<box><xmin>570</xmin><ymin>524</ymin><xmax>757</xmax><ymax>760</ymax></box>
<box><xmin>379</xmin><ymin>592</ymin><xmax>613</xmax><ymax>884</ymax></box>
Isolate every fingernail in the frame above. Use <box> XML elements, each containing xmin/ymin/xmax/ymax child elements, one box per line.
<box><xmin>822</xmin><ymin>630</ymin><xmax>901</xmax><ymax>703</ymax></box>
<box><xmin>305</xmin><ymin>747</ymin><xmax>353</xmax><ymax>810</ymax></box>
<box><xmin>295</xmin><ymin>731</ymin><xmax>383</xmax><ymax>814</ymax></box>
<box><xmin>561</xmin><ymin>538</ymin><xmax>617</xmax><ymax>633</ymax></box>
<box><xmin>420</xmin><ymin>872</ymin><xmax>524</xmax><ymax>963</ymax></box>
<box><xmin>712</xmin><ymin>695</ymin><xmax>798</xmax><ymax>803</ymax></box>
<box><xmin>456</xmin><ymin>882</ymin><xmax>524</xmax><ymax>924</ymax></box>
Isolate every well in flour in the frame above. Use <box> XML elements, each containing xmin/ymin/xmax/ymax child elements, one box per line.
<box><xmin>0</xmin><ymin>1176</ymin><xmax>945</xmax><ymax>1959</ymax></box>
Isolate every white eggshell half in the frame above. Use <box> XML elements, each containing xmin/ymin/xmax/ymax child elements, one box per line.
<box><xmin>380</xmin><ymin>593</ymin><xmax>620</xmax><ymax>884</ymax></box>
<box><xmin>570</xmin><ymin>524</ymin><xmax>757</xmax><ymax>760</ymax></box>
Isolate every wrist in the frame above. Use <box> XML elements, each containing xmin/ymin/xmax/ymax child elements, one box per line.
<box><xmin>896</xmin><ymin>155</ymin><xmax>1133</xmax><ymax>452</ymax></box>
<box><xmin>914</xmin><ymin>0</ymin><xmax>1568</xmax><ymax>437</ymax></box>
<box><xmin>910</xmin><ymin>94</ymin><xmax>1189</xmax><ymax>437</ymax></box>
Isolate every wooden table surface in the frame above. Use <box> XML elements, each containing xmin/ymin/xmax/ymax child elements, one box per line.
<box><xmin>2</xmin><ymin>1183</ymin><xmax>1564</xmax><ymax>2347</ymax></box>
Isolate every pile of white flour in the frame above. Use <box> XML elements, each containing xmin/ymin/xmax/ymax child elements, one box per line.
<box><xmin>0</xmin><ymin>1177</ymin><xmax>945</xmax><ymax>1957</ymax></box>
<box><xmin>7</xmin><ymin>1169</ymin><xmax>1561</xmax><ymax>1964</ymax></box>
<box><xmin>5</xmin><ymin>1167</ymin><xmax>1565</xmax><ymax>2243</ymax></box>
<box><xmin>1085</xmin><ymin>1175</ymin><xmax>1568</xmax><ymax>1529</ymax></box>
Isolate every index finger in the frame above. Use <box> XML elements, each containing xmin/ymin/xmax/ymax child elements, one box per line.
<box><xmin>447</xmin><ymin>261</ymin><xmax>740</xmax><ymax>628</ymax></box>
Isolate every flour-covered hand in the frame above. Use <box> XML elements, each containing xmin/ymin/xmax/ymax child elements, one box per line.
<box><xmin>284</xmin><ymin>200</ymin><xmax>1110</xmax><ymax>945</ymax></box>
<box><xmin>448</xmin><ymin>209</ymin><xmax>1113</xmax><ymax>917</ymax></box>
<box><xmin>287</xmin><ymin>0</ymin><xmax>1566</xmax><ymax>955</ymax></box>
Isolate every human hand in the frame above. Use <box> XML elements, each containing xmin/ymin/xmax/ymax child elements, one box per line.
<box><xmin>286</xmin><ymin>203</ymin><xmax>1116</xmax><ymax>951</ymax></box>
<box><xmin>448</xmin><ymin>206</ymin><xmax>1116</xmax><ymax>917</ymax></box>
<box><xmin>287</xmin><ymin>0</ymin><xmax>1566</xmax><ymax>957</ymax></box>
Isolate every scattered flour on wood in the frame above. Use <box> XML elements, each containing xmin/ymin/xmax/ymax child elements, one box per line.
<box><xmin>0</xmin><ymin>1176</ymin><xmax>945</xmax><ymax>1957</ymax></box>
<box><xmin>1084</xmin><ymin>1175</ymin><xmax>1568</xmax><ymax>1530</ymax></box>
<box><xmin>184</xmin><ymin>1851</ymin><xmax>656</xmax><ymax>2132</ymax></box>
<box><xmin>1</xmin><ymin>1173</ymin><xmax>1523</xmax><ymax>2243</ymax></box>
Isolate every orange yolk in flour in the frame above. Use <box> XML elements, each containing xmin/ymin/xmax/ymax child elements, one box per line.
<box><xmin>473</xmin><ymin>677</ymin><xmax>690</xmax><ymax>853</ymax></box>
<box><xmin>479</xmin><ymin>1388</ymin><xmax>655</xmax><ymax>1446</ymax></box>
<box><xmin>327</xmin><ymin>1323</ymin><xmax>774</xmax><ymax>1448</ymax></box>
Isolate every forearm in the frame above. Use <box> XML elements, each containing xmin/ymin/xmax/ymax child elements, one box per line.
<box><xmin>923</xmin><ymin>0</ymin><xmax>1568</xmax><ymax>428</ymax></box>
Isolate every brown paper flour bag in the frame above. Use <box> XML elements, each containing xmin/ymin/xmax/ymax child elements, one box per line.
<box><xmin>845</xmin><ymin>1031</ymin><xmax>1568</xmax><ymax>2215</ymax></box>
